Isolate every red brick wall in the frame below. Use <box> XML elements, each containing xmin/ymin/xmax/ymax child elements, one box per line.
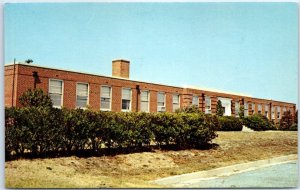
<box><xmin>4</xmin><ymin>64</ymin><xmax>296</xmax><ymax>119</ymax></box>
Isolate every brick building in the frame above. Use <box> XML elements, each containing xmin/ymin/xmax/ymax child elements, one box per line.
<box><xmin>5</xmin><ymin>59</ymin><xmax>296</xmax><ymax>123</ymax></box>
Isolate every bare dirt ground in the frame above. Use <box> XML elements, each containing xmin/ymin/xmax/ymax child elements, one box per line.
<box><xmin>5</xmin><ymin>131</ymin><xmax>298</xmax><ymax>188</ymax></box>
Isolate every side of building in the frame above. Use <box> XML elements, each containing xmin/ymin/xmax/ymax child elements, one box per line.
<box><xmin>4</xmin><ymin>60</ymin><xmax>296</xmax><ymax>123</ymax></box>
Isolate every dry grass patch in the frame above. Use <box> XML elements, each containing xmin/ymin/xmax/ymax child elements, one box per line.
<box><xmin>6</xmin><ymin>131</ymin><xmax>297</xmax><ymax>188</ymax></box>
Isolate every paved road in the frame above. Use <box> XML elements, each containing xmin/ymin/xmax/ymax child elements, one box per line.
<box><xmin>183</xmin><ymin>161</ymin><xmax>298</xmax><ymax>188</ymax></box>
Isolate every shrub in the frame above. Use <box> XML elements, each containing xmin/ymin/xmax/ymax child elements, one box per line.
<box><xmin>150</xmin><ymin>112</ymin><xmax>184</xmax><ymax>148</ymax></box>
<box><xmin>289</xmin><ymin>123</ymin><xmax>298</xmax><ymax>131</ymax></box>
<box><xmin>279</xmin><ymin>110</ymin><xmax>296</xmax><ymax>131</ymax></box>
<box><xmin>19</xmin><ymin>88</ymin><xmax>53</xmax><ymax>108</ymax></box>
<box><xmin>5</xmin><ymin>107</ymin><xmax>219</xmax><ymax>159</ymax></box>
<box><xmin>244</xmin><ymin>114</ymin><xmax>275</xmax><ymax>131</ymax></box>
<box><xmin>175</xmin><ymin>105</ymin><xmax>203</xmax><ymax>114</ymax></box>
<box><xmin>218</xmin><ymin>116</ymin><xmax>243</xmax><ymax>131</ymax></box>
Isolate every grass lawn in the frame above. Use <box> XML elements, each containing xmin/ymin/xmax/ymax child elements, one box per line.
<box><xmin>5</xmin><ymin>131</ymin><xmax>298</xmax><ymax>188</ymax></box>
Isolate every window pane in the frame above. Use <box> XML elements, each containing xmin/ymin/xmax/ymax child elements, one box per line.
<box><xmin>76</xmin><ymin>98</ymin><xmax>87</xmax><ymax>108</ymax></box>
<box><xmin>258</xmin><ymin>104</ymin><xmax>262</xmax><ymax>111</ymax></box>
<box><xmin>265</xmin><ymin>105</ymin><xmax>269</xmax><ymax>112</ymax></box>
<box><xmin>101</xmin><ymin>97</ymin><xmax>110</xmax><ymax>109</ymax></box>
<box><xmin>173</xmin><ymin>104</ymin><xmax>180</xmax><ymax>112</ymax></box>
<box><xmin>141</xmin><ymin>102</ymin><xmax>149</xmax><ymax>112</ymax></box>
<box><xmin>158</xmin><ymin>92</ymin><xmax>165</xmax><ymax>103</ymax></box>
<box><xmin>101</xmin><ymin>86</ymin><xmax>111</xmax><ymax>98</ymax></box>
<box><xmin>122</xmin><ymin>99</ymin><xmax>130</xmax><ymax>110</ymax></box>
<box><xmin>77</xmin><ymin>83</ymin><xmax>88</xmax><ymax>96</ymax></box>
<box><xmin>141</xmin><ymin>91</ymin><xmax>149</xmax><ymax>101</ymax></box>
<box><xmin>205</xmin><ymin>97</ymin><xmax>211</xmax><ymax>107</ymax></box>
<box><xmin>158</xmin><ymin>102</ymin><xmax>164</xmax><ymax>107</ymax></box>
<box><xmin>50</xmin><ymin>94</ymin><xmax>61</xmax><ymax>107</ymax></box>
<box><xmin>192</xmin><ymin>96</ymin><xmax>199</xmax><ymax>106</ymax></box>
<box><xmin>122</xmin><ymin>88</ymin><xmax>131</xmax><ymax>100</ymax></box>
<box><xmin>271</xmin><ymin>107</ymin><xmax>275</xmax><ymax>119</ymax></box>
<box><xmin>244</xmin><ymin>102</ymin><xmax>248</xmax><ymax>116</ymax></box>
<box><xmin>50</xmin><ymin>80</ymin><xmax>63</xmax><ymax>94</ymax></box>
<box><xmin>173</xmin><ymin>94</ymin><xmax>179</xmax><ymax>104</ymax></box>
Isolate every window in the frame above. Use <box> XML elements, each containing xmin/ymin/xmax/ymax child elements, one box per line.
<box><xmin>277</xmin><ymin>106</ymin><xmax>281</xmax><ymax>119</ymax></box>
<box><xmin>192</xmin><ymin>95</ymin><xmax>199</xmax><ymax>107</ymax></box>
<box><xmin>140</xmin><ymin>90</ymin><xmax>149</xmax><ymax>112</ymax></box>
<box><xmin>173</xmin><ymin>94</ymin><xmax>180</xmax><ymax>112</ymax></box>
<box><xmin>265</xmin><ymin>105</ymin><xmax>269</xmax><ymax>118</ymax></box>
<box><xmin>205</xmin><ymin>96</ymin><xmax>211</xmax><ymax>114</ymax></box>
<box><xmin>122</xmin><ymin>88</ymin><xmax>131</xmax><ymax>111</ymax></box>
<box><xmin>244</xmin><ymin>102</ymin><xmax>248</xmax><ymax>117</ymax></box>
<box><xmin>49</xmin><ymin>79</ymin><xmax>63</xmax><ymax>108</ymax></box>
<box><xmin>258</xmin><ymin>104</ymin><xmax>262</xmax><ymax>114</ymax></box>
<box><xmin>271</xmin><ymin>106</ymin><xmax>275</xmax><ymax>119</ymax></box>
<box><xmin>283</xmin><ymin>107</ymin><xmax>287</xmax><ymax>114</ymax></box>
<box><xmin>157</xmin><ymin>92</ymin><xmax>166</xmax><ymax>112</ymax></box>
<box><xmin>235</xmin><ymin>101</ymin><xmax>240</xmax><ymax>117</ymax></box>
<box><xmin>252</xmin><ymin>103</ymin><xmax>255</xmax><ymax>113</ymax></box>
<box><xmin>76</xmin><ymin>83</ymin><xmax>89</xmax><ymax>108</ymax></box>
<box><xmin>100</xmin><ymin>86</ymin><xmax>111</xmax><ymax>111</ymax></box>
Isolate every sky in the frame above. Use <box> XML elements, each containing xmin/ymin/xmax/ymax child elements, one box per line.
<box><xmin>4</xmin><ymin>2</ymin><xmax>298</xmax><ymax>104</ymax></box>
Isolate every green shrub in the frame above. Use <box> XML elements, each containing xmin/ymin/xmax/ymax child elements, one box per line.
<box><xmin>218</xmin><ymin>116</ymin><xmax>243</xmax><ymax>131</ymax></box>
<box><xmin>175</xmin><ymin>105</ymin><xmax>203</xmax><ymax>114</ymax></box>
<box><xmin>279</xmin><ymin>110</ymin><xmax>296</xmax><ymax>131</ymax></box>
<box><xmin>244</xmin><ymin>114</ymin><xmax>275</xmax><ymax>131</ymax></box>
<box><xmin>289</xmin><ymin>123</ymin><xmax>298</xmax><ymax>131</ymax></box>
<box><xmin>19</xmin><ymin>88</ymin><xmax>53</xmax><ymax>108</ymax></box>
<box><xmin>5</xmin><ymin>107</ymin><xmax>219</xmax><ymax>159</ymax></box>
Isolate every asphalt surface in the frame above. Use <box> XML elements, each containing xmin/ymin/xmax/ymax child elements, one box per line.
<box><xmin>182</xmin><ymin>161</ymin><xmax>298</xmax><ymax>188</ymax></box>
<box><xmin>153</xmin><ymin>154</ymin><xmax>298</xmax><ymax>188</ymax></box>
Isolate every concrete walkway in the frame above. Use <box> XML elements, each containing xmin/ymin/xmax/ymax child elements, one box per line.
<box><xmin>152</xmin><ymin>154</ymin><xmax>298</xmax><ymax>187</ymax></box>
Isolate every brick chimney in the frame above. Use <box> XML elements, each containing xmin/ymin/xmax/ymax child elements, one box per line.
<box><xmin>112</xmin><ymin>59</ymin><xmax>130</xmax><ymax>79</ymax></box>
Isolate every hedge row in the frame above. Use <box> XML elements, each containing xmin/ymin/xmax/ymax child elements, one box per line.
<box><xmin>5</xmin><ymin>107</ymin><xmax>219</xmax><ymax>159</ymax></box>
<box><xmin>243</xmin><ymin>114</ymin><xmax>275</xmax><ymax>131</ymax></box>
<box><xmin>218</xmin><ymin>116</ymin><xmax>243</xmax><ymax>131</ymax></box>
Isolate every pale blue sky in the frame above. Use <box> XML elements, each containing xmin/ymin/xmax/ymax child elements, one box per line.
<box><xmin>4</xmin><ymin>3</ymin><xmax>298</xmax><ymax>104</ymax></box>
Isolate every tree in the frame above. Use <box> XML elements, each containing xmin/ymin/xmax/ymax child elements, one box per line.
<box><xmin>19</xmin><ymin>88</ymin><xmax>53</xmax><ymax>108</ymax></box>
<box><xmin>216</xmin><ymin>100</ymin><xmax>224</xmax><ymax>116</ymax></box>
<box><xmin>238</xmin><ymin>105</ymin><xmax>245</xmax><ymax>118</ymax></box>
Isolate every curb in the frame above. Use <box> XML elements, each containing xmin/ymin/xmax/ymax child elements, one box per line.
<box><xmin>152</xmin><ymin>154</ymin><xmax>298</xmax><ymax>187</ymax></box>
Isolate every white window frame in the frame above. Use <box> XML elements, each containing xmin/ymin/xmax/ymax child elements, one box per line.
<box><xmin>48</xmin><ymin>79</ymin><xmax>64</xmax><ymax>108</ymax></box>
<box><xmin>157</xmin><ymin>92</ymin><xmax>166</xmax><ymax>112</ymax></box>
<box><xmin>264</xmin><ymin>104</ymin><xmax>269</xmax><ymax>118</ymax></box>
<box><xmin>121</xmin><ymin>88</ymin><xmax>132</xmax><ymax>112</ymax></box>
<box><xmin>140</xmin><ymin>90</ymin><xmax>150</xmax><ymax>112</ymax></box>
<box><xmin>100</xmin><ymin>85</ymin><xmax>112</xmax><ymax>111</ymax></box>
<box><xmin>205</xmin><ymin>96</ymin><xmax>211</xmax><ymax>114</ymax></box>
<box><xmin>235</xmin><ymin>101</ymin><xmax>240</xmax><ymax>117</ymax></box>
<box><xmin>76</xmin><ymin>82</ymin><xmax>89</xmax><ymax>109</ymax></box>
<box><xmin>172</xmin><ymin>94</ymin><xmax>180</xmax><ymax>112</ymax></box>
<box><xmin>277</xmin><ymin>106</ymin><xmax>281</xmax><ymax>119</ymax></box>
<box><xmin>252</xmin><ymin>103</ymin><xmax>255</xmax><ymax>114</ymax></box>
<box><xmin>271</xmin><ymin>106</ymin><xmax>275</xmax><ymax>119</ymax></box>
<box><xmin>283</xmin><ymin>107</ymin><xmax>287</xmax><ymax>114</ymax></box>
<box><xmin>192</xmin><ymin>95</ymin><xmax>199</xmax><ymax>107</ymax></box>
<box><xmin>244</xmin><ymin>102</ymin><xmax>249</xmax><ymax>117</ymax></box>
<box><xmin>258</xmin><ymin>104</ymin><xmax>262</xmax><ymax>114</ymax></box>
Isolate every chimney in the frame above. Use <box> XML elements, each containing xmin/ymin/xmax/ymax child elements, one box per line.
<box><xmin>112</xmin><ymin>59</ymin><xmax>130</xmax><ymax>79</ymax></box>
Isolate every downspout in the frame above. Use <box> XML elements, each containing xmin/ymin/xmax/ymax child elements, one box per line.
<box><xmin>136</xmin><ymin>85</ymin><xmax>140</xmax><ymax>112</ymax></box>
<box><xmin>202</xmin><ymin>93</ymin><xmax>205</xmax><ymax>112</ymax></box>
<box><xmin>32</xmin><ymin>71</ymin><xmax>38</xmax><ymax>89</ymax></box>
<box><xmin>11</xmin><ymin>59</ymin><xmax>16</xmax><ymax>107</ymax></box>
